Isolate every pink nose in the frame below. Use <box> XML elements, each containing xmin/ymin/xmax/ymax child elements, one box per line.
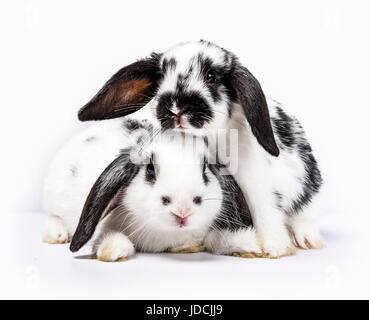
<box><xmin>170</xmin><ymin>207</ymin><xmax>192</xmax><ymax>218</ymax></box>
<box><xmin>175</xmin><ymin>116</ymin><xmax>182</xmax><ymax>127</ymax></box>
<box><xmin>175</xmin><ymin>114</ymin><xmax>187</xmax><ymax>129</ymax></box>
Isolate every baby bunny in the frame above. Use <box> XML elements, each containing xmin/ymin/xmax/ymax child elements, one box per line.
<box><xmin>44</xmin><ymin>122</ymin><xmax>261</xmax><ymax>261</ymax></box>
<box><xmin>77</xmin><ymin>40</ymin><xmax>324</xmax><ymax>258</ymax></box>
<box><xmin>72</xmin><ymin>130</ymin><xmax>261</xmax><ymax>260</ymax></box>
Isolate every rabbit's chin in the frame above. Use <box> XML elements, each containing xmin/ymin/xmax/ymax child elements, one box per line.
<box><xmin>147</xmin><ymin>219</ymin><xmax>209</xmax><ymax>234</ymax></box>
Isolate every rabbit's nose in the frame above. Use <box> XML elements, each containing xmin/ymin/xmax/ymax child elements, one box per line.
<box><xmin>173</xmin><ymin>107</ymin><xmax>188</xmax><ymax>123</ymax></box>
<box><xmin>174</xmin><ymin>114</ymin><xmax>188</xmax><ymax>129</ymax></box>
<box><xmin>170</xmin><ymin>207</ymin><xmax>193</xmax><ymax>218</ymax></box>
<box><xmin>170</xmin><ymin>207</ymin><xmax>193</xmax><ymax>228</ymax></box>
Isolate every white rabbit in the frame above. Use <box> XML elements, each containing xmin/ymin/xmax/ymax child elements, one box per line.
<box><xmin>76</xmin><ymin>40</ymin><xmax>324</xmax><ymax>258</ymax></box>
<box><xmin>43</xmin><ymin>107</ymin><xmax>157</xmax><ymax>243</ymax></box>
<box><xmin>44</xmin><ymin>122</ymin><xmax>260</xmax><ymax>261</ymax></box>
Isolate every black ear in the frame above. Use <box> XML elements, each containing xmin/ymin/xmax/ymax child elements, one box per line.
<box><xmin>78</xmin><ymin>53</ymin><xmax>162</xmax><ymax>121</ymax></box>
<box><xmin>230</xmin><ymin>62</ymin><xmax>279</xmax><ymax>157</ymax></box>
<box><xmin>70</xmin><ymin>149</ymin><xmax>139</xmax><ymax>252</ymax></box>
<box><xmin>208</xmin><ymin>163</ymin><xmax>253</xmax><ymax>230</ymax></box>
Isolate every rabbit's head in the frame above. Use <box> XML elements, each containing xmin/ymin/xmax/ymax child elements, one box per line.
<box><xmin>78</xmin><ymin>40</ymin><xmax>279</xmax><ymax>156</ymax></box>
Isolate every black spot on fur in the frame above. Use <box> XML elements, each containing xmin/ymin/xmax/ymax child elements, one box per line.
<box><xmin>162</xmin><ymin>58</ymin><xmax>177</xmax><ymax>74</ymax></box>
<box><xmin>202</xmin><ymin>161</ymin><xmax>210</xmax><ymax>185</ymax></box>
<box><xmin>198</xmin><ymin>54</ymin><xmax>223</xmax><ymax>102</ymax></box>
<box><xmin>156</xmin><ymin>92</ymin><xmax>176</xmax><ymax>130</ymax></box>
<box><xmin>70</xmin><ymin>165</ymin><xmax>78</xmax><ymax>177</ymax></box>
<box><xmin>272</xmin><ymin>107</ymin><xmax>295</xmax><ymax>148</ymax></box>
<box><xmin>123</xmin><ymin>119</ymin><xmax>154</xmax><ymax>146</ymax></box>
<box><xmin>273</xmin><ymin>190</ymin><xmax>283</xmax><ymax>210</ymax></box>
<box><xmin>85</xmin><ymin>136</ymin><xmax>96</xmax><ymax>142</ymax></box>
<box><xmin>125</xmin><ymin>119</ymin><xmax>147</xmax><ymax>132</ymax></box>
<box><xmin>270</xmin><ymin>105</ymin><xmax>324</xmax><ymax>214</ymax></box>
<box><xmin>176</xmin><ymin>74</ymin><xmax>186</xmax><ymax>93</ymax></box>
<box><xmin>197</xmin><ymin>51</ymin><xmax>235</xmax><ymax>118</ymax></box>
<box><xmin>202</xmin><ymin>171</ymin><xmax>209</xmax><ymax>185</ymax></box>
<box><xmin>287</xmin><ymin>144</ymin><xmax>322</xmax><ymax>214</ymax></box>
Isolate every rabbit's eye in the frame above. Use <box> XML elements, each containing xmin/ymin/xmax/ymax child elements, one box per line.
<box><xmin>146</xmin><ymin>164</ymin><xmax>156</xmax><ymax>179</ymax></box>
<box><xmin>205</xmin><ymin>70</ymin><xmax>216</xmax><ymax>84</ymax></box>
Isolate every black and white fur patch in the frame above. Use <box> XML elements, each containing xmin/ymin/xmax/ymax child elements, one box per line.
<box><xmin>271</xmin><ymin>104</ymin><xmax>322</xmax><ymax>214</ymax></box>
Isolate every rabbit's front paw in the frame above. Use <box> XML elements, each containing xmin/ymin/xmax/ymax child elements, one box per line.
<box><xmin>205</xmin><ymin>228</ymin><xmax>262</xmax><ymax>258</ymax></box>
<box><xmin>288</xmin><ymin>215</ymin><xmax>325</xmax><ymax>250</ymax></box>
<box><xmin>43</xmin><ymin>216</ymin><xmax>70</xmax><ymax>244</ymax></box>
<box><xmin>229</xmin><ymin>229</ymin><xmax>262</xmax><ymax>258</ymax></box>
<box><xmin>97</xmin><ymin>233</ymin><xmax>135</xmax><ymax>262</ymax></box>
<box><xmin>168</xmin><ymin>236</ymin><xmax>205</xmax><ymax>253</ymax></box>
<box><xmin>260</xmin><ymin>229</ymin><xmax>296</xmax><ymax>258</ymax></box>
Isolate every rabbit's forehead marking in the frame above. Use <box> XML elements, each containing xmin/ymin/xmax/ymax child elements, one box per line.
<box><xmin>159</xmin><ymin>41</ymin><xmax>231</xmax><ymax>94</ymax></box>
<box><xmin>161</xmin><ymin>41</ymin><xmax>229</xmax><ymax>70</ymax></box>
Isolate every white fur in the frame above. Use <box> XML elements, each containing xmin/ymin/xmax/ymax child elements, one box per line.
<box><xmin>42</xmin><ymin>215</ymin><xmax>70</xmax><ymax>244</ymax></box>
<box><xmin>153</xmin><ymin>41</ymin><xmax>324</xmax><ymax>257</ymax></box>
<box><xmin>101</xmin><ymin>134</ymin><xmax>223</xmax><ymax>253</ymax></box>
<box><xmin>204</xmin><ymin>228</ymin><xmax>261</xmax><ymax>256</ymax></box>
<box><xmin>158</xmin><ymin>42</ymin><xmax>230</xmax><ymax>136</ymax></box>
<box><xmin>43</xmin><ymin>118</ymin><xmax>131</xmax><ymax>235</ymax></box>
<box><xmin>43</xmin><ymin>105</ymin><xmax>157</xmax><ymax>236</ymax></box>
<box><xmin>287</xmin><ymin>206</ymin><xmax>325</xmax><ymax>249</ymax></box>
<box><xmin>214</xmin><ymin>103</ymin><xmax>301</xmax><ymax>256</ymax></box>
<box><xmin>44</xmin><ymin>127</ymin><xmax>260</xmax><ymax>260</ymax></box>
<box><xmin>44</xmin><ymin>41</ymin><xmax>323</xmax><ymax>259</ymax></box>
<box><xmin>96</xmin><ymin>232</ymin><xmax>135</xmax><ymax>262</ymax></box>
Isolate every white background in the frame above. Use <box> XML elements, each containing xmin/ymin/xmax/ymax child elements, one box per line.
<box><xmin>1</xmin><ymin>0</ymin><xmax>369</xmax><ymax>299</ymax></box>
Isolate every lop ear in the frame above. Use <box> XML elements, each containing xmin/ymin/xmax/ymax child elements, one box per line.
<box><xmin>78</xmin><ymin>53</ymin><xmax>162</xmax><ymax>121</ymax></box>
<box><xmin>230</xmin><ymin>62</ymin><xmax>279</xmax><ymax>156</ymax></box>
<box><xmin>70</xmin><ymin>149</ymin><xmax>139</xmax><ymax>252</ymax></box>
<box><xmin>208</xmin><ymin>163</ymin><xmax>253</xmax><ymax>229</ymax></box>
